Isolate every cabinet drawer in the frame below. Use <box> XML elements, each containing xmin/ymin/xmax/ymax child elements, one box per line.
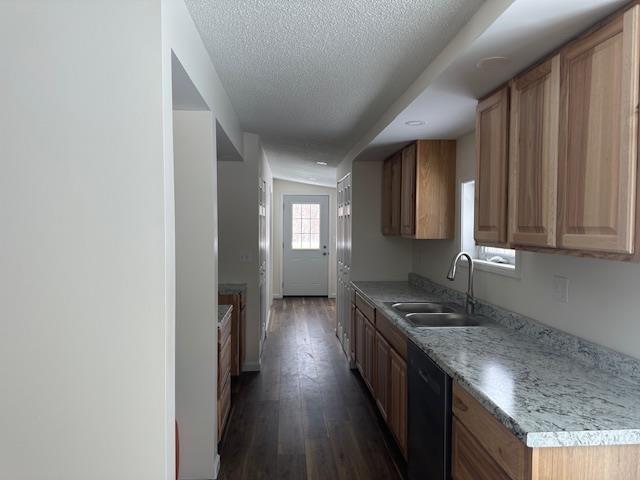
<box><xmin>453</xmin><ymin>418</ymin><xmax>511</xmax><ymax>480</ymax></box>
<box><xmin>218</xmin><ymin>335</ymin><xmax>231</xmax><ymax>389</ymax></box>
<box><xmin>453</xmin><ymin>383</ymin><xmax>530</xmax><ymax>480</ymax></box>
<box><xmin>376</xmin><ymin>311</ymin><xmax>407</xmax><ymax>360</ymax></box>
<box><xmin>355</xmin><ymin>291</ymin><xmax>375</xmax><ymax>324</ymax></box>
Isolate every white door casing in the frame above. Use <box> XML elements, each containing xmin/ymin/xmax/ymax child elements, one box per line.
<box><xmin>283</xmin><ymin>194</ymin><xmax>329</xmax><ymax>296</ymax></box>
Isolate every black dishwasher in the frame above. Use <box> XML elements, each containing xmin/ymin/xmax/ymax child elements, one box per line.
<box><xmin>407</xmin><ymin>340</ymin><xmax>452</xmax><ymax>480</ymax></box>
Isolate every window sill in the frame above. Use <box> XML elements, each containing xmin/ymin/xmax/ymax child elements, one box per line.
<box><xmin>460</xmin><ymin>259</ymin><xmax>521</xmax><ymax>279</ymax></box>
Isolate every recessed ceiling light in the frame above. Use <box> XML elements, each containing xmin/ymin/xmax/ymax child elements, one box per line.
<box><xmin>405</xmin><ymin>120</ymin><xmax>425</xmax><ymax>126</ymax></box>
<box><xmin>316</xmin><ymin>161</ymin><xmax>328</xmax><ymax>166</ymax></box>
<box><xmin>476</xmin><ymin>56</ymin><xmax>510</xmax><ymax>70</ymax></box>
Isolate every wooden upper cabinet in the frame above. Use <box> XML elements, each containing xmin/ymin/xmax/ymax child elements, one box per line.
<box><xmin>382</xmin><ymin>152</ymin><xmax>402</xmax><ymax>235</ymax></box>
<box><xmin>509</xmin><ymin>55</ymin><xmax>560</xmax><ymax>248</ymax></box>
<box><xmin>557</xmin><ymin>6</ymin><xmax>640</xmax><ymax>254</ymax></box>
<box><xmin>400</xmin><ymin>143</ymin><xmax>417</xmax><ymax>236</ymax></box>
<box><xmin>475</xmin><ymin>87</ymin><xmax>510</xmax><ymax>246</ymax></box>
<box><xmin>392</xmin><ymin>140</ymin><xmax>456</xmax><ymax>239</ymax></box>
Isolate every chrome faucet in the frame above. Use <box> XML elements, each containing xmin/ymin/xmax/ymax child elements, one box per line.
<box><xmin>447</xmin><ymin>252</ymin><xmax>476</xmax><ymax>315</ymax></box>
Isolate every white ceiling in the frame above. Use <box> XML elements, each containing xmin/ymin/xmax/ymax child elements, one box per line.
<box><xmin>184</xmin><ymin>0</ymin><xmax>486</xmax><ymax>180</ymax></box>
<box><xmin>185</xmin><ymin>0</ymin><xmax>630</xmax><ymax>185</ymax></box>
<box><xmin>355</xmin><ymin>0</ymin><xmax>629</xmax><ymax>163</ymax></box>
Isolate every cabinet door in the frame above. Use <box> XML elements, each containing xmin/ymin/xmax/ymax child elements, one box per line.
<box><xmin>382</xmin><ymin>153</ymin><xmax>402</xmax><ymax>235</ymax></box>
<box><xmin>355</xmin><ymin>308</ymin><xmax>365</xmax><ymax>375</ymax></box>
<box><xmin>558</xmin><ymin>7</ymin><xmax>640</xmax><ymax>253</ymax></box>
<box><xmin>364</xmin><ymin>319</ymin><xmax>375</xmax><ymax>393</ymax></box>
<box><xmin>509</xmin><ymin>55</ymin><xmax>560</xmax><ymax>248</ymax></box>
<box><xmin>452</xmin><ymin>418</ymin><xmax>511</xmax><ymax>480</ymax></box>
<box><xmin>401</xmin><ymin>143</ymin><xmax>417</xmax><ymax>236</ymax></box>
<box><xmin>475</xmin><ymin>87</ymin><xmax>510</xmax><ymax>246</ymax></box>
<box><xmin>389</xmin><ymin>348</ymin><xmax>407</xmax><ymax>458</ymax></box>
<box><xmin>374</xmin><ymin>332</ymin><xmax>390</xmax><ymax>421</ymax></box>
<box><xmin>349</xmin><ymin>304</ymin><xmax>356</xmax><ymax>363</ymax></box>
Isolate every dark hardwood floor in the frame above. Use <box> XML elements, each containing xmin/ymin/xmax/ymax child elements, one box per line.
<box><xmin>218</xmin><ymin>297</ymin><xmax>404</xmax><ymax>480</ymax></box>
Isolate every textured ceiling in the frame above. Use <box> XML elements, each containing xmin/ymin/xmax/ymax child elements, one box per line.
<box><xmin>355</xmin><ymin>0</ymin><xmax>628</xmax><ymax>163</ymax></box>
<box><xmin>185</xmin><ymin>0</ymin><xmax>485</xmax><ymax>166</ymax></box>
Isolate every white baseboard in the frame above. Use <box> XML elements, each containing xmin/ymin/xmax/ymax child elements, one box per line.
<box><xmin>272</xmin><ymin>293</ymin><xmax>283</xmax><ymax>299</ymax></box>
<box><xmin>329</xmin><ymin>293</ymin><xmax>336</xmax><ymax>299</ymax></box>
<box><xmin>242</xmin><ymin>361</ymin><xmax>261</xmax><ymax>372</ymax></box>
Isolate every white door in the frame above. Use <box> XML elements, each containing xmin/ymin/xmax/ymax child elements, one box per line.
<box><xmin>283</xmin><ymin>195</ymin><xmax>329</xmax><ymax>296</ymax></box>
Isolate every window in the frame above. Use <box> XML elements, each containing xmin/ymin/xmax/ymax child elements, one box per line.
<box><xmin>461</xmin><ymin>181</ymin><xmax>520</xmax><ymax>277</ymax></box>
<box><xmin>291</xmin><ymin>203</ymin><xmax>320</xmax><ymax>249</ymax></box>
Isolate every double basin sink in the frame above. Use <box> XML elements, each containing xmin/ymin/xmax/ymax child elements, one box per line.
<box><xmin>387</xmin><ymin>302</ymin><xmax>489</xmax><ymax>328</ymax></box>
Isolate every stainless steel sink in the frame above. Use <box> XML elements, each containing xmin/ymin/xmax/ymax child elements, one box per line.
<box><xmin>390</xmin><ymin>302</ymin><xmax>458</xmax><ymax>314</ymax></box>
<box><xmin>404</xmin><ymin>312</ymin><xmax>487</xmax><ymax>328</ymax></box>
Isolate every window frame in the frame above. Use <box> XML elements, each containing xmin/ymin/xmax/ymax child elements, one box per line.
<box><xmin>460</xmin><ymin>180</ymin><xmax>521</xmax><ymax>279</ymax></box>
<box><xmin>290</xmin><ymin>202</ymin><xmax>321</xmax><ymax>251</ymax></box>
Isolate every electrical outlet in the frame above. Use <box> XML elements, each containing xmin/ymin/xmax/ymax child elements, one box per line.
<box><xmin>552</xmin><ymin>275</ymin><xmax>569</xmax><ymax>303</ymax></box>
<box><xmin>239</xmin><ymin>251</ymin><xmax>251</xmax><ymax>262</ymax></box>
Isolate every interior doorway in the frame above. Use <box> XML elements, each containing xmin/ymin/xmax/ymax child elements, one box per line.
<box><xmin>282</xmin><ymin>194</ymin><xmax>330</xmax><ymax>296</ymax></box>
<box><xmin>172</xmin><ymin>53</ymin><xmax>219</xmax><ymax>480</ymax></box>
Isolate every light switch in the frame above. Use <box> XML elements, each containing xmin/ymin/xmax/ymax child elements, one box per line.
<box><xmin>552</xmin><ymin>275</ymin><xmax>569</xmax><ymax>303</ymax></box>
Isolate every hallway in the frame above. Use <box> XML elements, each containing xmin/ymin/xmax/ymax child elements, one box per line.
<box><xmin>218</xmin><ymin>297</ymin><xmax>404</xmax><ymax>480</ymax></box>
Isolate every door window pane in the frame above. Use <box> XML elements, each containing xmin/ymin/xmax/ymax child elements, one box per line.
<box><xmin>292</xmin><ymin>203</ymin><xmax>320</xmax><ymax>249</ymax></box>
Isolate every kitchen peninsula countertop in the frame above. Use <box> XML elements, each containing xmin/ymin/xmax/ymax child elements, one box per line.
<box><xmin>218</xmin><ymin>283</ymin><xmax>247</xmax><ymax>295</ymax></box>
<box><xmin>352</xmin><ymin>280</ymin><xmax>640</xmax><ymax>448</ymax></box>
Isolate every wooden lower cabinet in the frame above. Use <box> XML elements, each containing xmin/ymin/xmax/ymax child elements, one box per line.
<box><xmin>374</xmin><ymin>332</ymin><xmax>390</xmax><ymax>421</ymax></box>
<box><xmin>217</xmin><ymin>373</ymin><xmax>231</xmax><ymax>443</ymax></box>
<box><xmin>453</xmin><ymin>381</ymin><xmax>640</xmax><ymax>480</ymax></box>
<box><xmin>388</xmin><ymin>347</ymin><xmax>407</xmax><ymax>459</ymax></box>
<box><xmin>352</xmin><ymin>299</ymin><xmax>408</xmax><ymax>459</ymax></box>
<box><xmin>453</xmin><ymin>418</ymin><xmax>511</xmax><ymax>480</ymax></box>
<box><xmin>219</xmin><ymin>291</ymin><xmax>245</xmax><ymax>376</ymax></box>
<box><xmin>355</xmin><ymin>308</ymin><xmax>365</xmax><ymax>375</ymax></box>
<box><xmin>350</xmin><ymin>304</ymin><xmax>356</xmax><ymax>362</ymax></box>
<box><xmin>217</xmin><ymin>311</ymin><xmax>233</xmax><ymax>442</ymax></box>
<box><xmin>363</xmin><ymin>318</ymin><xmax>376</xmax><ymax>393</ymax></box>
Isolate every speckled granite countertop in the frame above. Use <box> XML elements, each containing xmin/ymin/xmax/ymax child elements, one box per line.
<box><xmin>352</xmin><ymin>280</ymin><xmax>640</xmax><ymax>448</ymax></box>
<box><xmin>218</xmin><ymin>283</ymin><xmax>247</xmax><ymax>295</ymax></box>
<box><xmin>218</xmin><ymin>305</ymin><xmax>232</xmax><ymax>326</ymax></box>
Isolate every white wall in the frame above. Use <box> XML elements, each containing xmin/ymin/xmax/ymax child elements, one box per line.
<box><xmin>260</xmin><ymin>150</ymin><xmax>274</xmax><ymax>335</ymax></box>
<box><xmin>162</xmin><ymin>0</ymin><xmax>242</xmax><ymax>156</ymax></box>
<box><xmin>218</xmin><ymin>133</ymin><xmax>267</xmax><ymax>370</ymax></box>
<box><xmin>351</xmin><ymin>160</ymin><xmax>414</xmax><ymax>281</ymax></box>
<box><xmin>272</xmin><ymin>179</ymin><xmax>338</xmax><ymax>298</ymax></box>
<box><xmin>161</xmin><ymin>0</ymin><xmax>243</xmax><ymax>474</ymax></box>
<box><xmin>0</xmin><ymin>0</ymin><xmax>241</xmax><ymax>477</ymax></box>
<box><xmin>173</xmin><ymin>111</ymin><xmax>218</xmax><ymax>480</ymax></box>
<box><xmin>413</xmin><ymin>132</ymin><xmax>640</xmax><ymax>360</ymax></box>
<box><xmin>0</xmin><ymin>2</ymin><xmax>167</xmax><ymax>479</ymax></box>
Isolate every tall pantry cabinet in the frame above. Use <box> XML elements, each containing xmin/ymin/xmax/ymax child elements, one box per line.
<box><xmin>336</xmin><ymin>174</ymin><xmax>352</xmax><ymax>357</ymax></box>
